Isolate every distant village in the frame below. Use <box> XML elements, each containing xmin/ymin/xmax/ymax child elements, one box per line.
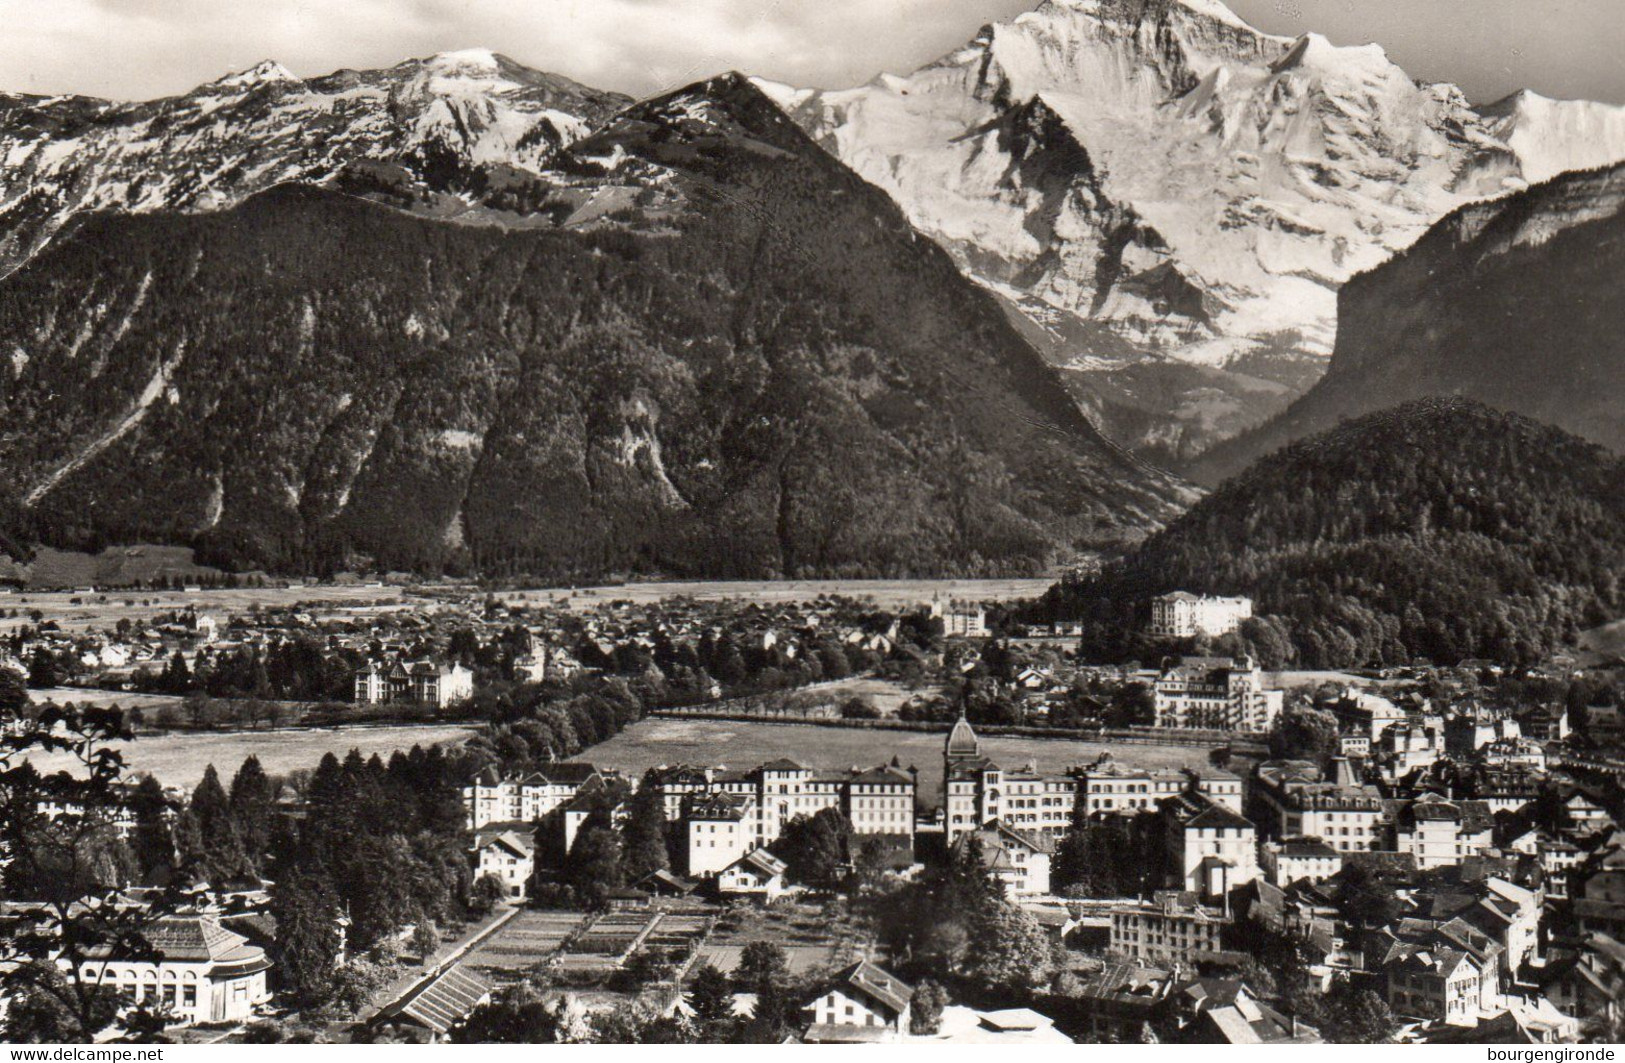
<box><xmin>1</xmin><ymin>584</ymin><xmax>1622</xmax><ymax>1044</ymax></box>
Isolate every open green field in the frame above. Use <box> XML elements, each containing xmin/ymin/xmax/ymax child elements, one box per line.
<box><xmin>21</xmin><ymin>722</ymin><xmax>478</xmax><ymax>788</ymax></box>
<box><xmin>502</xmin><ymin>578</ymin><xmax>1054</xmax><ymax>611</ymax></box>
<box><xmin>583</xmin><ymin>717</ymin><xmax>1220</xmax><ymax>807</ymax></box>
<box><xmin>1581</xmin><ymin>619</ymin><xmax>1625</xmax><ymax>666</ymax></box>
<box><xmin>28</xmin><ymin>687</ymin><xmax>185</xmax><ymax>711</ymax></box>
<box><xmin>0</xmin><ymin>584</ymin><xmax>418</xmax><ymax>634</ymax></box>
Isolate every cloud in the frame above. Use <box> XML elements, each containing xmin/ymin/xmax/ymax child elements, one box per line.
<box><xmin>0</xmin><ymin>0</ymin><xmax>1619</xmax><ymax>106</ymax></box>
<box><xmin>0</xmin><ymin>0</ymin><xmax>1035</xmax><ymax>101</ymax></box>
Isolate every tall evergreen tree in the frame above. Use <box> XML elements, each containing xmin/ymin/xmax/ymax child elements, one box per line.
<box><xmin>268</xmin><ymin>872</ymin><xmax>342</xmax><ymax>1009</ymax></box>
<box><xmin>619</xmin><ymin>778</ymin><xmax>669</xmax><ymax>882</ymax></box>
<box><xmin>228</xmin><ymin>756</ymin><xmax>275</xmax><ymax>869</ymax></box>
<box><xmin>188</xmin><ymin>764</ymin><xmax>249</xmax><ymax>885</ymax></box>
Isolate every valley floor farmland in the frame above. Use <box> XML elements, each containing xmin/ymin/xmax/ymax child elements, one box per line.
<box><xmin>21</xmin><ymin>721</ymin><xmax>479</xmax><ymax>789</ymax></box>
<box><xmin>502</xmin><ymin>577</ymin><xmax>1056</xmax><ymax>610</ymax></box>
<box><xmin>581</xmin><ymin>717</ymin><xmax>1222</xmax><ymax>807</ymax></box>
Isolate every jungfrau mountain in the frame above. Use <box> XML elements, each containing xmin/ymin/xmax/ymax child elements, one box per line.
<box><xmin>757</xmin><ymin>0</ymin><xmax>1625</xmax><ymax>461</ymax></box>
<box><xmin>0</xmin><ymin>3</ymin><xmax>1623</xmax><ymax>581</ymax></box>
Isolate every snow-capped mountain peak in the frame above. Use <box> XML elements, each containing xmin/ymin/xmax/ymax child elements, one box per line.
<box><xmin>0</xmin><ymin>53</ymin><xmax>630</xmax><ymax>276</ymax></box>
<box><xmin>764</xmin><ymin>0</ymin><xmax>1625</xmax><ymax>459</ymax></box>
<box><xmin>205</xmin><ymin>60</ymin><xmax>300</xmax><ymax>92</ymax></box>
<box><xmin>1479</xmin><ymin>88</ymin><xmax>1625</xmax><ymax>184</ymax></box>
<box><xmin>426</xmin><ymin>47</ymin><xmax>503</xmax><ymax>72</ymax></box>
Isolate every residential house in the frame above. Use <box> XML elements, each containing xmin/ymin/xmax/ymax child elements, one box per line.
<box><xmin>1332</xmin><ymin>689</ymin><xmax>1409</xmax><ymax>743</ymax></box>
<box><xmin>1169</xmin><ymin>978</ymin><xmax>1322</xmax><ymax>1044</ymax></box>
<box><xmin>1073</xmin><ymin>963</ymin><xmax>1174</xmax><ymax>1043</ymax></box>
<box><xmin>471</xmin><ymin>831</ymin><xmax>535</xmax><ymax>901</ymax></box>
<box><xmin>804</xmin><ymin>961</ymin><xmax>912</xmax><ymax>1041</ymax></box>
<box><xmin>951</xmin><ymin>821</ymin><xmax>1054</xmax><ymax>897</ymax></box>
<box><xmin>718</xmin><ymin>848</ymin><xmax>790</xmax><ymax>903</ymax></box>
<box><xmin>1381</xmin><ymin>944</ymin><xmax>1487</xmax><ymax>1027</ymax></box>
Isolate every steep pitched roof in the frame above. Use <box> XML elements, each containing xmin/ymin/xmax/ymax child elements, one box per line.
<box><xmin>828</xmin><ymin>960</ymin><xmax>912</xmax><ymax>1015</ymax></box>
<box><xmin>536</xmin><ymin>762</ymin><xmax>599</xmax><ymax>785</ymax></box>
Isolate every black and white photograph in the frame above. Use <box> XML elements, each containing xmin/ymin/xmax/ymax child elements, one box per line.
<box><xmin>0</xmin><ymin>0</ymin><xmax>1621</xmax><ymax>1048</ymax></box>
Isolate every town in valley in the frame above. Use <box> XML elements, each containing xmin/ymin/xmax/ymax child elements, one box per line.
<box><xmin>3</xmin><ymin>573</ymin><xmax>1622</xmax><ymax>1045</ymax></box>
<box><xmin>1</xmin><ymin>0</ymin><xmax>1623</xmax><ymax>1049</ymax></box>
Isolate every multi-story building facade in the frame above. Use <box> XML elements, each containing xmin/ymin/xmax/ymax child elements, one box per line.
<box><xmin>651</xmin><ymin>759</ymin><xmax>917</xmax><ymax>850</ymax></box>
<box><xmin>1161</xmin><ymin>791</ymin><xmax>1259</xmax><ymax>900</ymax></box>
<box><xmin>1383</xmin><ymin>946</ymin><xmax>1486</xmax><ymax>1027</ymax></box>
<box><xmin>1262</xmin><ymin>838</ymin><xmax>1344</xmax><ymax>886</ymax></box>
<box><xmin>1380</xmin><ymin>722</ymin><xmax>1443</xmax><ymax>781</ymax></box>
<box><xmin>943</xmin><ymin>724</ymin><xmax>1243</xmax><ymax>843</ymax></box>
<box><xmin>932</xmin><ymin>597</ymin><xmax>989</xmax><ymax>639</ymax></box>
<box><xmin>462</xmin><ymin>763</ymin><xmax>605</xmax><ymax>829</ymax></box>
<box><xmin>354</xmin><ymin>658</ymin><xmax>474</xmax><ymax>707</ymax></box>
<box><xmin>1152</xmin><ymin>656</ymin><xmax>1282</xmax><ymax>733</ymax></box>
<box><xmin>1252</xmin><ymin>760</ymin><xmax>1386</xmax><ymax>853</ymax></box>
<box><xmin>1389</xmin><ymin>794</ymin><xmax>1495</xmax><ymax>870</ymax></box>
<box><xmin>944</xmin><ymin>758</ymin><xmax>1080</xmax><ymax>842</ymax></box>
<box><xmin>1148</xmin><ymin>592</ymin><xmax>1253</xmax><ymax>639</ymax></box>
<box><xmin>1110</xmin><ymin>891</ymin><xmax>1232</xmax><ymax>965</ymax></box>
<box><xmin>685</xmin><ymin>793</ymin><xmax>754</xmax><ymax>876</ymax></box>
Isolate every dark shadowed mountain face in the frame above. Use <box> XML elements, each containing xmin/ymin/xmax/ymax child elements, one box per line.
<box><xmin>1031</xmin><ymin>399</ymin><xmax>1625</xmax><ymax>667</ymax></box>
<box><xmin>0</xmin><ymin>76</ymin><xmax>1192</xmax><ymax>581</ymax></box>
<box><xmin>1187</xmin><ymin>163</ymin><xmax>1625</xmax><ymax>487</ymax></box>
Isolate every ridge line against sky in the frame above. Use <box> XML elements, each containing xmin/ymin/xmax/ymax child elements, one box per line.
<box><xmin>2</xmin><ymin>0</ymin><xmax>1622</xmax><ymax>106</ymax></box>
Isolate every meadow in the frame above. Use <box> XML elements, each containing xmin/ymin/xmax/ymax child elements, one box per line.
<box><xmin>580</xmin><ymin>717</ymin><xmax>1219</xmax><ymax>807</ymax></box>
<box><xmin>502</xmin><ymin>578</ymin><xmax>1054</xmax><ymax>611</ymax></box>
<box><xmin>19</xmin><ymin>721</ymin><xmax>479</xmax><ymax>788</ymax></box>
<box><xmin>0</xmin><ymin>584</ymin><xmax>416</xmax><ymax>633</ymax></box>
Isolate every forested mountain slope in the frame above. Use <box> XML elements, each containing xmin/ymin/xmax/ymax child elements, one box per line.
<box><xmin>1188</xmin><ymin>163</ymin><xmax>1625</xmax><ymax>486</ymax></box>
<box><xmin>1030</xmin><ymin>400</ymin><xmax>1625</xmax><ymax>667</ymax></box>
<box><xmin>0</xmin><ymin>76</ymin><xmax>1191</xmax><ymax>580</ymax></box>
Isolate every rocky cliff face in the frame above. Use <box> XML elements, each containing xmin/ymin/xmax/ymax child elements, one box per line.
<box><xmin>1186</xmin><ymin>162</ymin><xmax>1625</xmax><ymax>486</ymax></box>
<box><xmin>0</xmin><ymin>76</ymin><xmax>1192</xmax><ymax>580</ymax></box>
<box><xmin>759</xmin><ymin>0</ymin><xmax>1625</xmax><ymax>459</ymax></box>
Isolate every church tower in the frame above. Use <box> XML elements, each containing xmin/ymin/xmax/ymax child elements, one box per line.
<box><xmin>945</xmin><ymin>713</ymin><xmax>981</xmax><ymax>775</ymax></box>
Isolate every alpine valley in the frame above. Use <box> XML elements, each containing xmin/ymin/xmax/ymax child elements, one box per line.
<box><xmin>0</xmin><ymin>0</ymin><xmax>1623</xmax><ymax>581</ymax></box>
<box><xmin>0</xmin><ymin>75</ymin><xmax>1190</xmax><ymax>581</ymax></box>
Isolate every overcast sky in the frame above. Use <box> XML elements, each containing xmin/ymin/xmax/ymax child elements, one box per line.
<box><xmin>2</xmin><ymin>0</ymin><xmax>1621</xmax><ymax>106</ymax></box>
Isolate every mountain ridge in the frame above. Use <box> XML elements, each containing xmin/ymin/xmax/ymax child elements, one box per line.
<box><xmin>1028</xmin><ymin>397</ymin><xmax>1625</xmax><ymax>667</ymax></box>
<box><xmin>1187</xmin><ymin>161</ymin><xmax>1625</xmax><ymax>486</ymax></box>
<box><xmin>0</xmin><ymin>74</ymin><xmax>1191</xmax><ymax>580</ymax></box>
